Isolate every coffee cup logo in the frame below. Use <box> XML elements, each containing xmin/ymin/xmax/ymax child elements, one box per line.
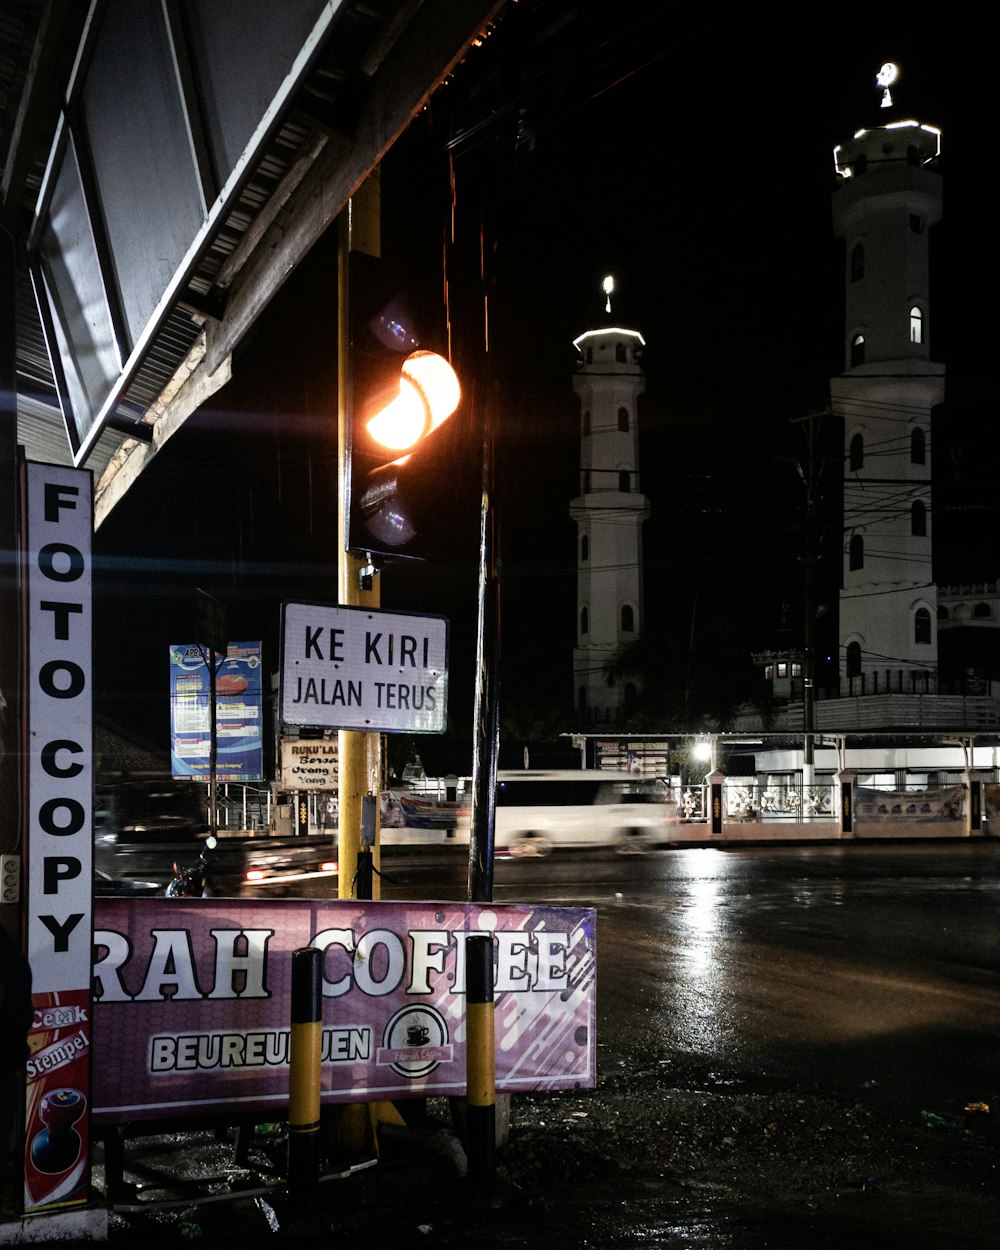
<box><xmin>383</xmin><ymin>1006</ymin><xmax>450</xmax><ymax>1079</ymax></box>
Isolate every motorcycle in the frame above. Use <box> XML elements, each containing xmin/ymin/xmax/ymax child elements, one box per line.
<box><xmin>165</xmin><ymin>835</ymin><xmax>217</xmax><ymax>897</ymax></box>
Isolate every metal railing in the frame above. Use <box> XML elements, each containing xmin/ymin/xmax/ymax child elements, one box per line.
<box><xmin>723</xmin><ymin>782</ymin><xmax>838</xmax><ymax>822</ymax></box>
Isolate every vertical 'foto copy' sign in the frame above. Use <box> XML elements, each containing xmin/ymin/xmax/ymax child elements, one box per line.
<box><xmin>24</xmin><ymin>461</ymin><xmax>93</xmax><ymax>1213</ymax></box>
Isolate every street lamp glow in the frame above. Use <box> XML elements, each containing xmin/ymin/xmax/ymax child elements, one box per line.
<box><xmin>365</xmin><ymin>350</ymin><xmax>461</xmax><ymax>451</ymax></box>
<box><xmin>876</xmin><ymin>62</ymin><xmax>898</xmax><ymax>89</ymax></box>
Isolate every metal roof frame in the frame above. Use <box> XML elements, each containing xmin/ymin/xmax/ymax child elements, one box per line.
<box><xmin>2</xmin><ymin>0</ymin><xmax>505</xmax><ymax>523</ymax></box>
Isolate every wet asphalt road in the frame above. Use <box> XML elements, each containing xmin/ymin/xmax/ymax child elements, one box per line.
<box><xmin>372</xmin><ymin>840</ymin><xmax>1000</xmax><ymax>1119</ymax></box>
<box><xmin>23</xmin><ymin>839</ymin><xmax>997</xmax><ymax>1247</ymax></box>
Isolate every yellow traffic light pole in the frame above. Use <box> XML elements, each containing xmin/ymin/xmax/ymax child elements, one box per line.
<box><xmin>333</xmin><ymin>171</ymin><xmax>408</xmax><ymax>1158</ymax></box>
<box><xmin>337</xmin><ymin>174</ymin><xmax>382</xmax><ymax>903</ymax></box>
<box><xmin>334</xmin><ymin>168</ymin><xmax>465</xmax><ymax>1159</ymax></box>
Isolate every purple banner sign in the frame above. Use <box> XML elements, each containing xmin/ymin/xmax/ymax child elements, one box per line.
<box><xmin>92</xmin><ymin>898</ymin><xmax>596</xmax><ymax>1124</ymax></box>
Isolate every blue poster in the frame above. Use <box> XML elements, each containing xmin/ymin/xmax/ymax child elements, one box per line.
<box><xmin>169</xmin><ymin>642</ymin><xmax>264</xmax><ymax>781</ymax></box>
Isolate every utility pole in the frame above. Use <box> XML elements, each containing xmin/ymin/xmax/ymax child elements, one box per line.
<box><xmin>790</xmin><ymin>410</ymin><xmax>828</xmax><ymax>775</ymax></box>
<box><xmin>467</xmin><ymin>378</ymin><xmax>500</xmax><ymax>904</ymax></box>
<box><xmin>196</xmin><ymin>590</ymin><xmax>226</xmax><ymax>844</ymax></box>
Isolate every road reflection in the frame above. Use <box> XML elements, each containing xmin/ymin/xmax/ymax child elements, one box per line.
<box><xmin>229</xmin><ymin>840</ymin><xmax>1000</xmax><ymax>1112</ymax></box>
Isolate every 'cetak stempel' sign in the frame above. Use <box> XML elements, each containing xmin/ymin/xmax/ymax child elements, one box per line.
<box><xmin>91</xmin><ymin>898</ymin><xmax>596</xmax><ymax>1124</ymax></box>
<box><xmin>280</xmin><ymin>602</ymin><xmax>448</xmax><ymax>733</ymax></box>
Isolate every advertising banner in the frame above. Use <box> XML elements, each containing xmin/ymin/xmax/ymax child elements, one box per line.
<box><xmin>170</xmin><ymin>641</ymin><xmax>263</xmax><ymax>781</ymax></box>
<box><xmin>855</xmin><ymin>785</ymin><xmax>963</xmax><ymax>822</ymax></box>
<box><xmin>24</xmin><ymin>462</ymin><xmax>93</xmax><ymax>1213</ymax></box>
<box><xmin>91</xmin><ymin>898</ymin><xmax>596</xmax><ymax>1124</ymax></box>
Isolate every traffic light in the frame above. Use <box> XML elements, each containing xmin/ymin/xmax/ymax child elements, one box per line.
<box><xmin>346</xmin><ymin>252</ymin><xmax>462</xmax><ymax>560</ymax></box>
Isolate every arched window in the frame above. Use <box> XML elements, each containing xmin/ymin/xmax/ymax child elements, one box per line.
<box><xmin>846</xmin><ymin>641</ymin><xmax>862</xmax><ymax>677</ymax></box>
<box><xmin>615</xmin><ymin>343</ymin><xmax>627</xmax><ymax>363</ymax></box>
<box><xmin>617</xmin><ymin>406</ymin><xmax>629</xmax><ymax>432</ymax></box>
<box><xmin>849</xmin><ymin>534</ymin><xmax>864</xmax><ymax>571</ymax></box>
<box><xmin>585</xmin><ymin>346</ymin><xmax>593</xmax><ymax>364</ymax></box>
<box><xmin>618</xmin><ymin>470</ymin><xmax>630</xmax><ymax>491</ymax></box>
<box><xmin>624</xmin><ymin>682</ymin><xmax>638</xmax><ymax>707</ymax></box>
<box><xmin>851</xmin><ymin>334</ymin><xmax>865</xmax><ymax>367</ymax></box>
<box><xmin>909</xmin><ymin>306</ymin><xmax>923</xmax><ymax>344</ymax></box>
<box><xmin>583</xmin><ymin>410</ymin><xmax>590</xmax><ymax>434</ymax></box>
<box><xmin>850</xmin><ymin>242</ymin><xmax>864</xmax><ymax>282</ymax></box>
<box><xmin>621</xmin><ymin>604</ymin><xmax>634</xmax><ymax>632</ymax></box>
<box><xmin>914</xmin><ymin>607</ymin><xmax>931</xmax><ymax>644</ymax></box>
<box><xmin>580</xmin><ymin>607</ymin><xmax>588</xmax><ymax>635</ymax></box>
<box><xmin>911</xmin><ymin>427</ymin><xmax>925</xmax><ymax>464</ymax></box>
<box><xmin>849</xmin><ymin>433</ymin><xmax>864</xmax><ymax>470</ymax></box>
<box><xmin>974</xmin><ymin>602</ymin><xmax>992</xmax><ymax>619</ymax></box>
<box><xmin>911</xmin><ymin>500</ymin><xmax>926</xmax><ymax>537</ymax></box>
<box><xmin>581</xmin><ymin>534</ymin><xmax>589</xmax><ymax>562</ymax></box>
<box><xmin>937</xmin><ymin>605</ymin><xmax>949</xmax><ymax>620</ymax></box>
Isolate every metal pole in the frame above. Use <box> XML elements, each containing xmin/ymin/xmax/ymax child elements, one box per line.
<box><xmin>467</xmin><ymin>383</ymin><xmax>500</xmax><ymax>904</ymax></box>
<box><xmin>198</xmin><ymin>645</ymin><xmax>221</xmax><ymax>844</ymax></box>
<box><xmin>794</xmin><ymin>410</ymin><xmax>827</xmax><ymax>771</ymax></box>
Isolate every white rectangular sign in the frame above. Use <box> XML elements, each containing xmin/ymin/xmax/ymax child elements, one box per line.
<box><xmin>26</xmin><ymin>462</ymin><xmax>93</xmax><ymax>991</ymax></box>
<box><xmin>280</xmin><ymin>738</ymin><xmax>338</xmax><ymax>790</ymax></box>
<box><xmin>281</xmin><ymin>602</ymin><xmax>448</xmax><ymax>733</ymax></box>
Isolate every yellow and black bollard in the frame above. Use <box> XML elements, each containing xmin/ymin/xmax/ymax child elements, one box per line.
<box><xmin>465</xmin><ymin>934</ymin><xmax>496</xmax><ymax>1192</ymax></box>
<box><xmin>287</xmin><ymin>946</ymin><xmax>322</xmax><ymax>1210</ymax></box>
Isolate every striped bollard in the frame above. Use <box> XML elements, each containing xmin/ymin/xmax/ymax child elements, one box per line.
<box><xmin>288</xmin><ymin>947</ymin><xmax>322</xmax><ymax>1209</ymax></box>
<box><xmin>465</xmin><ymin>934</ymin><xmax>496</xmax><ymax>1192</ymax></box>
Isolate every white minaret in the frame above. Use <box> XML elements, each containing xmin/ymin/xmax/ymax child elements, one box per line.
<box><xmin>831</xmin><ymin>65</ymin><xmax>944</xmax><ymax>698</ymax></box>
<box><xmin>570</xmin><ymin>277</ymin><xmax>650</xmax><ymax>726</ymax></box>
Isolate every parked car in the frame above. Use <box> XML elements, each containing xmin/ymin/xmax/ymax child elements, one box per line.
<box><xmin>93</xmin><ymin>868</ymin><xmax>162</xmax><ymax>898</ymax></box>
<box><xmin>96</xmin><ymin>781</ymin><xmax>209</xmax><ymax>845</ymax></box>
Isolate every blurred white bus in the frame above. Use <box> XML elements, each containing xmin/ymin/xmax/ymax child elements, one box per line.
<box><xmin>492</xmin><ymin>769</ymin><xmax>679</xmax><ymax>856</ymax></box>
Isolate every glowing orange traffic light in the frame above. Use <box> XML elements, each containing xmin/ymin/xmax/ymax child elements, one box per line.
<box><xmin>346</xmin><ymin>255</ymin><xmax>463</xmax><ymax>559</ymax></box>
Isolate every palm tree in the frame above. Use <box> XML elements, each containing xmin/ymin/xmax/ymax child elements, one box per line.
<box><xmin>500</xmin><ymin>699</ymin><xmax>573</xmax><ymax>766</ymax></box>
<box><xmin>604</xmin><ymin>619</ymin><xmax>758</xmax><ymax>732</ymax></box>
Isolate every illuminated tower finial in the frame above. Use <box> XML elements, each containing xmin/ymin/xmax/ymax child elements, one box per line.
<box><xmin>876</xmin><ymin>62</ymin><xmax>898</xmax><ymax>108</ymax></box>
<box><xmin>602</xmin><ymin>274</ymin><xmax>614</xmax><ymax>315</ymax></box>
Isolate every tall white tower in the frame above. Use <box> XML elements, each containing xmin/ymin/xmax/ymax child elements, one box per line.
<box><xmin>570</xmin><ymin>284</ymin><xmax>649</xmax><ymax>726</ymax></box>
<box><xmin>831</xmin><ymin>66</ymin><xmax>943</xmax><ymax>699</ymax></box>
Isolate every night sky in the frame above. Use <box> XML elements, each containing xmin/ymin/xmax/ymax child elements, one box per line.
<box><xmin>91</xmin><ymin>3</ymin><xmax>991</xmax><ymax>761</ymax></box>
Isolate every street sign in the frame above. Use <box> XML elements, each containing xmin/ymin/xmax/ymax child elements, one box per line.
<box><xmin>280</xmin><ymin>602</ymin><xmax>448</xmax><ymax>733</ymax></box>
